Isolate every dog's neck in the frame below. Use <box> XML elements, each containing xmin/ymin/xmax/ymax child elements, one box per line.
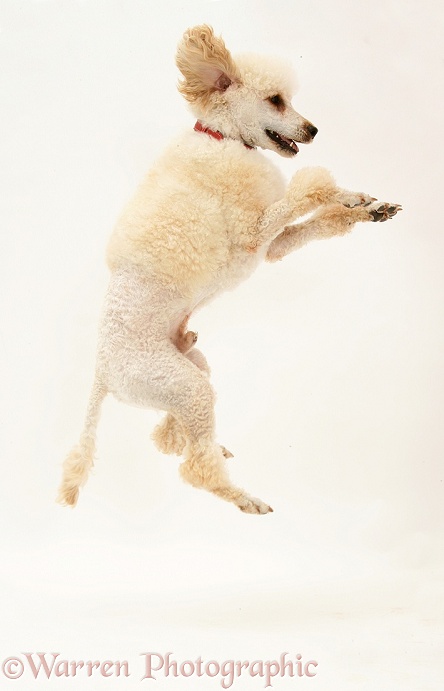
<box><xmin>194</xmin><ymin>121</ymin><xmax>255</xmax><ymax>150</ymax></box>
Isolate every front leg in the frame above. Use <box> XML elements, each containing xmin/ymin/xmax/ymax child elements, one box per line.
<box><xmin>254</xmin><ymin>168</ymin><xmax>337</xmax><ymax>249</ymax></box>
<box><xmin>266</xmin><ymin>201</ymin><xmax>402</xmax><ymax>262</ymax></box>
<box><xmin>253</xmin><ymin>167</ymin><xmax>375</xmax><ymax>251</ymax></box>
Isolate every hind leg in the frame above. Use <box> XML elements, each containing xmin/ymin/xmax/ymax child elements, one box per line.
<box><xmin>152</xmin><ymin>413</ymin><xmax>233</xmax><ymax>459</ymax></box>
<box><xmin>152</xmin><ymin>347</ymin><xmax>233</xmax><ymax>459</ymax></box>
<box><xmin>180</xmin><ymin>439</ymin><xmax>271</xmax><ymax>513</ymax></box>
<box><xmin>140</xmin><ymin>346</ymin><xmax>271</xmax><ymax>513</ymax></box>
<box><xmin>177</xmin><ymin>389</ymin><xmax>271</xmax><ymax>514</ymax></box>
<box><xmin>152</xmin><ymin>347</ymin><xmax>209</xmax><ymax>456</ymax></box>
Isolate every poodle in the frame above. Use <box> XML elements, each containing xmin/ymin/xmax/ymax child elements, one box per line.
<box><xmin>57</xmin><ymin>25</ymin><xmax>401</xmax><ymax>514</ymax></box>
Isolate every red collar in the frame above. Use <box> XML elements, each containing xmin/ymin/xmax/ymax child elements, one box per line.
<box><xmin>194</xmin><ymin>121</ymin><xmax>254</xmax><ymax>150</ymax></box>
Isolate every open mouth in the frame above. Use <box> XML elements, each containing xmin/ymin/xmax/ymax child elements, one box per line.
<box><xmin>265</xmin><ymin>129</ymin><xmax>299</xmax><ymax>155</ymax></box>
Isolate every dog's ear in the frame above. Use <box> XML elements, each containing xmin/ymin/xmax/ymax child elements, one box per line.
<box><xmin>176</xmin><ymin>25</ymin><xmax>240</xmax><ymax>107</ymax></box>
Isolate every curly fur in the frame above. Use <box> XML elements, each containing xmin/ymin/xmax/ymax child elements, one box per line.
<box><xmin>57</xmin><ymin>25</ymin><xmax>401</xmax><ymax>514</ymax></box>
<box><xmin>176</xmin><ymin>25</ymin><xmax>242</xmax><ymax>109</ymax></box>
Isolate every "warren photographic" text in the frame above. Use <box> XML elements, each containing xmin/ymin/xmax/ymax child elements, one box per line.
<box><xmin>1</xmin><ymin>651</ymin><xmax>318</xmax><ymax>688</ymax></box>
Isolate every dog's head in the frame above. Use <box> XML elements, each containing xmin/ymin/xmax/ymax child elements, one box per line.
<box><xmin>176</xmin><ymin>25</ymin><xmax>317</xmax><ymax>157</ymax></box>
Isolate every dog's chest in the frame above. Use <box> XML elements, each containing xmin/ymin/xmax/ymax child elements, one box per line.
<box><xmin>189</xmin><ymin>242</ymin><xmax>267</xmax><ymax>312</ymax></box>
<box><xmin>108</xmin><ymin>137</ymin><xmax>287</xmax><ymax>308</ymax></box>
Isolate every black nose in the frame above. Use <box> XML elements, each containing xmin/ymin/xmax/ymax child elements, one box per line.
<box><xmin>307</xmin><ymin>124</ymin><xmax>318</xmax><ymax>138</ymax></box>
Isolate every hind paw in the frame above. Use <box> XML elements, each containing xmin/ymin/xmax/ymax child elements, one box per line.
<box><xmin>237</xmin><ymin>495</ymin><xmax>273</xmax><ymax>514</ymax></box>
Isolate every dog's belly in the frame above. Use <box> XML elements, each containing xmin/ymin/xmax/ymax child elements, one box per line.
<box><xmin>99</xmin><ymin>244</ymin><xmax>265</xmax><ymax>364</ymax></box>
<box><xmin>187</xmin><ymin>243</ymin><xmax>267</xmax><ymax>314</ymax></box>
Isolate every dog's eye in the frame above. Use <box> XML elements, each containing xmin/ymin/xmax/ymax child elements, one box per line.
<box><xmin>268</xmin><ymin>94</ymin><xmax>284</xmax><ymax>109</ymax></box>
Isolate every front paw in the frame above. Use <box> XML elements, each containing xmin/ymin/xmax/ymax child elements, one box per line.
<box><xmin>336</xmin><ymin>189</ymin><xmax>377</xmax><ymax>208</ymax></box>
<box><xmin>367</xmin><ymin>201</ymin><xmax>403</xmax><ymax>222</ymax></box>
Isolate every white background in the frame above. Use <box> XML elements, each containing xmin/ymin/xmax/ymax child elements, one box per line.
<box><xmin>1</xmin><ymin>0</ymin><xmax>443</xmax><ymax>689</ymax></box>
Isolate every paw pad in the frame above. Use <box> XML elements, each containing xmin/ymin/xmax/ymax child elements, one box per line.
<box><xmin>369</xmin><ymin>203</ymin><xmax>402</xmax><ymax>222</ymax></box>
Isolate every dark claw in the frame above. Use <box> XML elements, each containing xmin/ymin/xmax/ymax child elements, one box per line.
<box><xmin>364</xmin><ymin>196</ymin><xmax>378</xmax><ymax>207</ymax></box>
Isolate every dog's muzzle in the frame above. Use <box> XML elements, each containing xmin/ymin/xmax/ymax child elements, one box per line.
<box><xmin>265</xmin><ymin>122</ymin><xmax>317</xmax><ymax>155</ymax></box>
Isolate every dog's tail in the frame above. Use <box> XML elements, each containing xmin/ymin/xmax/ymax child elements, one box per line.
<box><xmin>57</xmin><ymin>376</ymin><xmax>108</xmax><ymax>507</ymax></box>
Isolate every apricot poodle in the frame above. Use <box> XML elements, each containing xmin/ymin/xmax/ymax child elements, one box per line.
<box><xmin>57</xmin><ymin>25</ymin><xmax>401</xmax><ymax>514</ymax></box>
